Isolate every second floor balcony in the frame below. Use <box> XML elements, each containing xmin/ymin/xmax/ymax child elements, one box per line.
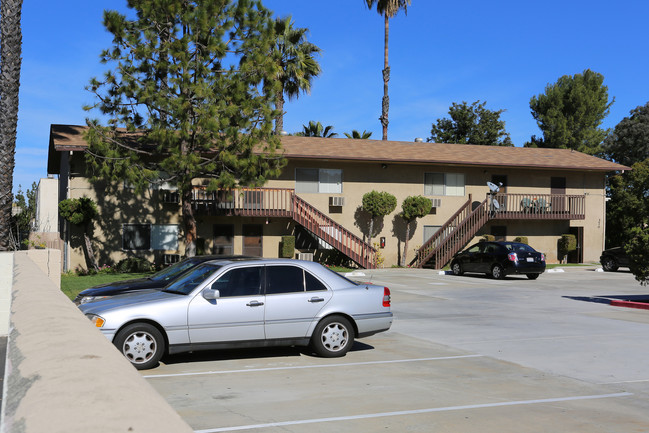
<box><xmin>486</xmin><ymin>193</ymin><xmax>585</xmax><ymax>220</ymax></box>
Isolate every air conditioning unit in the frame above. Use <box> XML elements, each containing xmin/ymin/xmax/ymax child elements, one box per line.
<box><xmin>329</xmin><ymin>196</ymin><xmax>345</xmax><ymax>206</ymax></box>
<box><xmin>162</xmin><ymin>190</ymin><xmax>180</xmax><ymax>204</ymax></box>
<box><xmin>297</xmin><ymin>252</ymin><xmax>314</xmax><ymax>261</ymax></box>
<box><xmin>430</xmin><ymin>198</ymin><xmax>442</xmax><ymax>208</ymax></box>
<box><xmin>163</xmin><ymin>254</ymin><xmax>180</xmax><ymax>265</ymax></box>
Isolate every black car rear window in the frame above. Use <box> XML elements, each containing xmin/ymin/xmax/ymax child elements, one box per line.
<box><xmin>502</xmin><ymin>242</ymin><xmax>536</xmax><ymax>253</ymax></box>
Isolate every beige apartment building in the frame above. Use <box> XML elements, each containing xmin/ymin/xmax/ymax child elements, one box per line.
<box><xmin>47</xmin><ymin>124</ymin><xmax>628</xmax><ymax>271</ymax></box>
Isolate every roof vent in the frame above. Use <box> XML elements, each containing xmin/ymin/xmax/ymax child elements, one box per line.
<box><xmin>414</xmin><ymin>137</ymin><xmax>424</xmax><ymax>143</ymax></box>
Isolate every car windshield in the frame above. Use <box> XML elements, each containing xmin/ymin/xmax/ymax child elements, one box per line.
<box><xmin>150</xmin><ymin>259</ymin><xmax>200</xmax><ymax>282</ymax></box>
<box><xmin>162</xmin><ymin>263</ymin><xmax>222</xmax><ymax>295</ymax></box>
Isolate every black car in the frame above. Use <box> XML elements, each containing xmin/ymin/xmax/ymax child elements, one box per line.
<box><xmin>600</xmin><ymin>247</ymin><xmax>630</xmax><ymax>272</ymax></box>
<box><xmin>74</xmin><ymin>255</ymin><xmax>252</xmax><ymax>305</ymax></box>
<box><xmin>450</xmin><ymin>241</ymin><xmax>546</xmax><ymax>280</ymax></box>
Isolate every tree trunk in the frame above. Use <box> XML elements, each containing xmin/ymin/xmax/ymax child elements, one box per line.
<box><xmin>0</xmin><ymin>0</ymin><xmax>23</xmax><ymax>251</ymax></box>
<box><xmin>182</xmin><ymin>187</ymin><xmax>197</xmax><ymax>257</ymax></box>
<box><xmin>401</xmin><ymin>221</ymin><xmax>411</xmax><ymax>267</ymax></box>
<box><xmin>83</xmin><ymin>230</ymin><xmax>99</xmax><ymax>272</ymax></box>
<box><xmin>275</xmin><ymin>91</ymin><xmax>285</xmax><ymax>134</ymax></box>
<box><xmin>368</xmin><ymin>218</ymin><xmax>375</xmax><ymax>247</ymax></box>
<box><xmin>380</xmin><ymin>13</ymin><xmax>390</xmax><ymax>141</ymax></box>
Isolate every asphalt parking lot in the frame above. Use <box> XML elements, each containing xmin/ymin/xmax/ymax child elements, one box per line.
<box><xmin>142</xmin><ymin>267</ymin><xmax>649</xmax><ymax>432</ymax></box>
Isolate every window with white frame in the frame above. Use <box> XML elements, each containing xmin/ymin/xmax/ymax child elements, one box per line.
<box><xmin>424</xmin><ymin>172</ymin><xmax>465</xmax><ymax>196</ymax></box>
<box><xmin>296</xmin><ymin>168</ymin><xmax>342</xmax><ymax>193</ymax></box>
<box><xmin>123</xmin><ymin>224</ymin><xmax>179</xmax><ymax>251</ymax></box>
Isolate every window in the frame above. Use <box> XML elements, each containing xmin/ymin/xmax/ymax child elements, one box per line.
<box><xmin>123</xmin><ymin>224</ymin><xmax>151</xmax><ymax>250</ymax></box>
<box><xmin>305</xmin><ymin>272</ymin><xmax>327</xmax><ymax>291</ymax></box>
<box><xmin>210</xmin><ymin>266</ymin><xmax>262</xmax><ymax>297</ymax></box>
<box><xmin>152</xmin><ymin>225</ymin><xmax>179</xmax><ymax>250</ymax></box>
<box><xmin>122</xmin><ymin>223</ymin><xmax>178</xmax><ymax>251</ymax></box>
<box><xmin>296</xmin><ymin>168</ymin><xmax>342</xmax><ymax>193</ymax></box>
<box><xmin>424</xmin><ymin>172</ymin><xmax>465</xmax><ymax>196</ymax></box>
<box><xmin>266</xmin><ymin>265</ymin><xmax>306</xmax><ymax>294</ymax></box>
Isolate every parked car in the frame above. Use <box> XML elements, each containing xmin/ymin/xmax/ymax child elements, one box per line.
<box><xmin>450</xmin><ymin>241</ymin><xmax>546</xmax><ymax>280</ymax></box>
<box><xmin>74</xmin><ymin>255</ymin><xmax>252</xmax><ymax>305</ymax></box>
<box><xmin>79</xmin><ymin>258</ymin><xmax>393</xmax><ymax>369</ymax></box>
<box><xmin>600</xmin><ymin>247</ymin><xmax>630</xmax><ymax>272</ymax></box>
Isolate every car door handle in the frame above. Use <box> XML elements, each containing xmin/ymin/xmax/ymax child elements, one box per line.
<box><xmin>308</xmin><ymin>297</ymin><xmax>325</xmax><ymax>303</ymax></box>
<box><xmin>246</xmin><ymin>301</ymin><xmax>264</xmax><ymax>307</ymax></box>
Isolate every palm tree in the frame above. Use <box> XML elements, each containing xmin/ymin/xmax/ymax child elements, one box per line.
<box><xmin>344</xmin><ymin>130</ymin><xmax>373</xmax><ymax>139</ymax></box>
<box><xmin>365</xmin><ymin>0</ymin><xmax>411</xmax><ymax>141</ymax></box>
<box><xmin>269</xmin><ymin>16</ymin><xmax>322</xmax><ymax>134</ymax></box>
<box><xmin>0</xmin><ymin>0</ymin><xmax>24</xmax><ymax>251</ymax></box>
<box><xmin>295</xmin><ymin>121</ymin><xmax>338</xmax><ymax>138</ymax></box>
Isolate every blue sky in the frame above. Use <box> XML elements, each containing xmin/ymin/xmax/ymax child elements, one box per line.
<box><xmin>13</xmin><ymin>0</ymin><xmax>649</xmax><ymax>193</ymax></box>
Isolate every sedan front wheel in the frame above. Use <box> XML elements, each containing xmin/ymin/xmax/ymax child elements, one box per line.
<box><xmin>114</xmin><ymin>323</ymin><xmax>165</xmax><ymax>370</ymax></box>
<box><xmin>311</xmin><ymin>316</ymin><xmax>354</xmax><ymax>358</ymax></box>
<box><xmin>451</xmin><ymin>261</ymin><xmax>463</xmax><ymax>276</ymax></box>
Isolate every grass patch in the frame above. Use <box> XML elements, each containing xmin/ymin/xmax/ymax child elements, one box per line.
<box><xmin>61</xmin><ymin>272</ymin><xmax>152</xmax><ymax>301</ymax></box>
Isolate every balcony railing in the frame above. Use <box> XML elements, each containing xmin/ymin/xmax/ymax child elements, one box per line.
<box><xmin>487</xmin><ymin>193</ymin><xmax>585</xmax><ymax>220</ymax></box>
<box><xmin>192</xmin><ymin>186</ymin><xmax>293</xmax><ymax>217</ymax></box>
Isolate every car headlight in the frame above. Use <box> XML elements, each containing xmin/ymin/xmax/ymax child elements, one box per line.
<box><xmin>79</xmin><ymin>296</ymin><xmax>110</xmax><ymax>304</ymax></box>
<box><xmin>86</xmin><ymin>314</ymin><xmax>106</xmax><ymax>328</ymax></box>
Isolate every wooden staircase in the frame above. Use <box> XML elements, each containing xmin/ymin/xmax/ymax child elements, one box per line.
<box><xmin>292</xmin><ymin>194</ymin><xmax>376</xmax><ymax>269</ymax></box>
<box><xmin>410</xmin><ymin>194</ymin><xmax>489</xmax><ymax>269</ymax></box>
<box><xmin>191</xmin><ymin>187</ymin><xmax>376</xmax><ymax>269</ymax></box>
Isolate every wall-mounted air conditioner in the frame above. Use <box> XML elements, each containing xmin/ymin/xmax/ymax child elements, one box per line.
<box><xmin>297</xmin><ymin>252</ymin><xmax>314</xmax><ymax>261</ymax></box>
<box><xmin>329</xmin><ymin>196</ymin><xmax>345</xmax><ymax>206</ymax></box>
<box><xmin>163</xmin><ymin>254</ymin><xmax>180</xmax><ymax>265</ymax></box>
<box><xmin>430</xmin><ymin>198</ymin><xmax>442</xmax><ymax>208</ymax></box>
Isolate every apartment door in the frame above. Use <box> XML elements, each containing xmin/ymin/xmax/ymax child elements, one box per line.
<box><xmin>568</xmin><ymin>227</ymin><xmax>584</xmax><ymax>263</ymax></box>
<box><xmin>551</xmin><ymin>177</ymin><xmax>566</xmax><ymax>212</ymax></box>
<box><xmin>243</xmin><ymin>224</ymin><xmax>263</xmax><ymax>257</ymax></box>
<box><xmin>213</xmin><ymin>224</ymin><xmax>234</xmax><ymax>255</ymax></box>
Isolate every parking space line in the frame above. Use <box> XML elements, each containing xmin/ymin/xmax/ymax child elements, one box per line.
<box><xmin>194</xmin><ymin>392</ymin><xmax>632</xmax><ymax>432</ymax></box>
<box><xmin>143</xmin><ymin>355</ymin><xmax>484</xmax><ymax>379</ymax></box>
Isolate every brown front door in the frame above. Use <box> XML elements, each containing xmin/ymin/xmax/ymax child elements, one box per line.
<box><xmin>243</xmin><ymin>224</ymin><xmax>263</xmax><ymax>257</ymax></box>
<box><xmin>551</xmin><ymin>177</ymin><xmax>566</xmax><ymax>212</ymax></box>
<box><xmin>213</xmin><ymin>224</ymin><xmax>234</xmax><ymax>255</ymax></box>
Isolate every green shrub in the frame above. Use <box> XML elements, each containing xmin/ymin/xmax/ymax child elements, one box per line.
<box><xmin>116</xmin><ymin>257</ymin><xmax>153</xmax><ymax>273</ymax></box>
<box><xmin>514</xmin><ymin>236</ymin><xmax>528</xmax><ymax>244</ymax></box>
<box><xmin>558</xmin><ymin>234</ymin><xmax>577</xmax><ymax>263</ymax></box>
<box><xmin>280</xmin><ymin>236</ymin><xmax>295</xmax><ymax>258</ymax></box>
<box><xmin>480</xmin><ymin>234</ymin><xmax>495</xmax><ymax>242</ymax></box>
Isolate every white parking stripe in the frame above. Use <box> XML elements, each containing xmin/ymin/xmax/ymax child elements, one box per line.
<box><xmin>142</xmin><ymin>355</ymin><xmax>484</xmax><ymax>379</ymax></box>
<box><xmin>194</xmin><ymin>393</ymin><xmax>632</xmax><ymax>432</ymax></box>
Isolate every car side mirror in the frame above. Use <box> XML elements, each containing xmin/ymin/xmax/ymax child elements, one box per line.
<box><xmin>202</xmin><ymin>288</ymin><xmax>220</xmax><ymax>300</ymax></box>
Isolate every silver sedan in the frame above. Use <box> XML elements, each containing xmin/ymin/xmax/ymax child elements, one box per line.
<box><xmin>79</xmin><ymin>258</ymin><xmax>393</xmax><ymax>369</ymax></box>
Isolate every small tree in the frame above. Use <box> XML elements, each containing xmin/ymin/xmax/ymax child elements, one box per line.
<box><xmin>399</xmin><ymin>195</ymin><xmax>431</xmax><ymax>266</ymax></box>
<box><xmin>626</xmin><ymin>227</ymin><xmax>649</xmax><ymax>286</ymax></box>
<box><xmin>362</xmin><ymin>190</ymin><xmax>396</xmax><ymax>244</ymax></box>
<box><xmin>558</xmin><ymin>234</ymin><xmax>576</xmax><ymax>264</ymax></box>
<box><xmin>59</xmin><ymin>197</ymin><xmax>99</xmax><ymax>271</ymax></box>
<box><xmin>344</xmin><ymin>130</ymin><xmax>373</xmax><ymax>139</ymax></box>
<box><xmin>10</xmin><ymin>182</ymin><xmax>36</xmax><ymax>250</ymax></box>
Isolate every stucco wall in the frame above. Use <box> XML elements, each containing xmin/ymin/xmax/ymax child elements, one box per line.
<box><xmin>1</xmin><ymin>251</ymin><xmax>193</xmax><ymax>433</ymax></box>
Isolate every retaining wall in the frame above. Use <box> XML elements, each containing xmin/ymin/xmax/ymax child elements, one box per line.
<box><xmin>1</xmin><ymin>251</ymin><xmax>193</xmax><ymax>433</ymax></box>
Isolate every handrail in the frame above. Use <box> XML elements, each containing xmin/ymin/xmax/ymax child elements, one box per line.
<box><xmin>292</xmin><ymin>194</ymin><xmax>377</xmax><ymax>269</ymax></box>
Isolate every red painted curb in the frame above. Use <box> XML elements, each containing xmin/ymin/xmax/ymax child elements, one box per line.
<box><xmin>610</xmin><ymin>300</ymin><xmax>649</xmax><ymax>310</ymax></box>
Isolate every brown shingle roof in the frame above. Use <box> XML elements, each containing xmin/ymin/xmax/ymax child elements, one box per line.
<box><xmin>48</xmin><ymin>124</ymin><xmax>629</xmax><ymax>174</ymax></box>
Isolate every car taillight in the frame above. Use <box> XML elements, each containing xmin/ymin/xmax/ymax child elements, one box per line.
<box><xmin>508</xmin><ymin>252</ymin><xmax>518</xmax><ymax>262</ymax></box>
<box><xmin>383</xmin><ymin>287</ymin><xmax>391</xmax><ymax>307</ymax></box>
<box><xmin>541</xmin><ymin>253</ymin><xmax>546</xmax><ymax>262</ymax></box>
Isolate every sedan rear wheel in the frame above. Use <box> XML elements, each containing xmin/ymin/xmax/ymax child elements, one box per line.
<box><xmin>526</xmin><ymin>273</ymin><xmax>540</xmax><ymax>280</ymax></box>
<box><xmin>491</xmin><ymin>264</ymin><xmax>505</xmax><ymax>280</ymax></box>
<box><xmin>311</xmin><ymin>315</ymin><xmax>354</xmax><ymax>358</ymax></box>
<box><xmin>601</xmin><ymin>256</ymin><xmax>619</xmax><ymax>272</ymax></box>
<box><xmin>114</xmin><ymin>323</ymin><xmax>165</xmax><ymax>370</ymax></box>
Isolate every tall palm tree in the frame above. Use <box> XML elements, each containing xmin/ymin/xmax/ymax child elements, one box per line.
<box><xmin>365</xmin><ymin>0</ymin><xmax>411</xmax><ymax>141</ymax></box>
<box><xmin>0</xmin><ymin>0</ymin><xmax>24</xmax><ymax>251</ymax></box>
<box><xmin>269</xmin><ymin>16</ymin><xmax>322</xmax><ymax>134</ymax></box>
<box><xmin>344</xmin><ymin>130</ymin><xmax>373</xmax><ymax>139</ymax></box>
<box><xmin>295</xmin><ymin>121</ymin><xmax>338</xmax><ymax>138</ymax></box>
